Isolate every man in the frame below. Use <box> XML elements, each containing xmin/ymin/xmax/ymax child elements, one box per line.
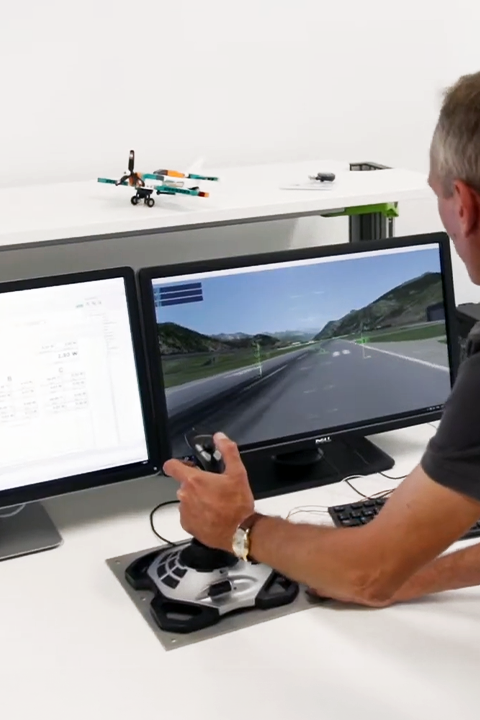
<box><xmin>164</xmin><ymin>71</ymin><xmax>480</xmax><ymax>607</ymax></box>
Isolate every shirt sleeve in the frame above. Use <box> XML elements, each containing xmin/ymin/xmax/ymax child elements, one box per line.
<box><xmin>421</xmin><ymin>352</ymin><xmax>480</xmax><ymax>502</ymax></box>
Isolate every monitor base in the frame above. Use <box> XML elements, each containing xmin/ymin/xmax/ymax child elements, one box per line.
<box><xmin>0</xmin><ymin>503</ymin><xmax>63</xmax><ymax>562</ymax></box>
<box><xmin>272</xmin><ymin>448</ymin><xmax>324</xmax><ymax>467</ymax></box>
<box><xmin>243</xmin><ymin>435</ymin><xmax>394</xmax><ymax>500</ymax></box>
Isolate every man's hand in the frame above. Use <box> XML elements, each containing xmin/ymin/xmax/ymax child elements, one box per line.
<box><xmin>163</xmin><ymin>432</ymin><xmax>255</xmax><ymax>551</ymax></box>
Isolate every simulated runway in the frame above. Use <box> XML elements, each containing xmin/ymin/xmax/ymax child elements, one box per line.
<box><xmin>167</xmin><ymin>338</ymin><xmax>452</xmax><ymax>456</ymax></box>
<box><xmin>165</xmin><ymin>347</ymin><xmax>311</xmax><ymax>418</ymax></box>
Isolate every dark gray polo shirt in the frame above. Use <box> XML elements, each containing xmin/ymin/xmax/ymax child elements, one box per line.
<box><xmin>421</xmin><ymin>322</ymin><xmax>480</xmax><ymax>500</ymax></box>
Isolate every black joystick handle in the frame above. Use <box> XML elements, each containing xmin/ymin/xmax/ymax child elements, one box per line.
<box><xmin>180</xmin><ymin>429</ymin><xmax>237</xmax><ymax>571</ymax></box>
<box><xmin>184</xmin><ymin>430</ymin><xmax>226</xmax><ymax>473</ymax></box>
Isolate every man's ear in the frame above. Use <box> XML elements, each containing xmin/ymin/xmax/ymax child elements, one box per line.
<box><xmin>454</xmin><ymin>180</ymin><xmax>480</xmax><ymax>237</ymax></box>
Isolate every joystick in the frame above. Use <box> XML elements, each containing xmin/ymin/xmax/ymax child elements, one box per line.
<box><xmin>125</xmin><ymin>429</ymin><xmax>299</xmax><ymax>634</ymax></box>
<box><xmin>177</xmin><ymin>430</ymin><xmax>238</xmax><ymax>572</ymax></box>
<box><xmin>184</xmin><ymin>429</ymin><xmax>225</xmax><ymax>473</ymax></box>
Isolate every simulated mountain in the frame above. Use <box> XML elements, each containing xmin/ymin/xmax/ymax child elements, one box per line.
<box><xmin>266</xmin><ymin>330</ymin><xmax>317</xmax><ymax>343</ymax></box>
<box><xmin>213</xmin><ymin>330</ymin><xmax>316</xmax><ymax>343</ymax></box>
<box><xmin>158</xmin><ymin>322</ymin><xmax>283</xmax><ymax>355</ymax></box>
<box><xmin>314</xmin><ymin>271</ymin><xmax>443</xmax><ymax>341</ymax></box>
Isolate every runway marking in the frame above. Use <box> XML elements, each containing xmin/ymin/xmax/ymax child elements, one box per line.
<box><xmin>353</xmin><ymin>342</ymin><xmax>449</xmax><ymax>371</ymax></box>
<box><xmin>236</xmin><ymin>364</ymin><xmax>287</xmax><ymax>395</ymax></box>
<box><xmin>341</xmin><ymin>349</ymin><xmax>351</xmax><ymax>355</ymax></box>
<box><xmin>323</xmin><ymin>384</ymin><xmax>334</xmax><ymax>391</ymax></box>
<box><xmin>303</xmin><ymin>389</ymin><xmax>317</xmax><ymax>394</ymax></box>
<box><xmin>232</xmin><ymin>368</ymin><xmax>259</xmax><ymax>377</ymax></box>
<box><xmin>332</xmin><ymin>351</ymin><xmax>340</xmax><ymax>357</ymax></box>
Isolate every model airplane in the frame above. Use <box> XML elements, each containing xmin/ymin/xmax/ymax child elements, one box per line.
<box><xmin>97</xmin><ymin>150</ymin><xmax>219</xmax><ymax>207</ymax></box>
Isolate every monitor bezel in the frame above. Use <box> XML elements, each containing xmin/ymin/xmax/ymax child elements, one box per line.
<box><xmin>0</xmin><ymin>266</ymin><xmax>160</xmax><ymax>509</ymax></box>
<box><xmin>139</xmin><ymin>232</ymin><xmax>459</xmax><ymax>461</ymax></box>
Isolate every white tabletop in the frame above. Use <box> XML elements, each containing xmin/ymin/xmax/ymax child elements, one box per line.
<box><xmin>0</xmin><ymin>160</ymin><xmax>430</xmax><ymax>247</ymax></box>
<box><xmin>1</xmin><ymin>421</ymin><xmax>478</xmax><ymax>720</ymax></box>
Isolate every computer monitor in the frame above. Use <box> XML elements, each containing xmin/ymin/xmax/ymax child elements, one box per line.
<box><xmin>139</xmin><ymin>232</ymin><xmax>458</xmax><ymax>498</ymax></box>
<box><xmin>0</xmin><ymin>267</ymin><xmax>158</xmax><ymax>560</ymax></box>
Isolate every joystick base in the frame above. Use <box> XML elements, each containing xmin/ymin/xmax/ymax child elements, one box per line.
<box><xmin>125</xmin><ymin>540</ymin><xmax>299</xmax><ymax>634</ymax></box>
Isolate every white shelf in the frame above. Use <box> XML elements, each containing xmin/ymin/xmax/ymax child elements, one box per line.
<box><xmin>0</xmin><ymin>160</ymin><xmax>430</xmax><ymax>247</ymax></box>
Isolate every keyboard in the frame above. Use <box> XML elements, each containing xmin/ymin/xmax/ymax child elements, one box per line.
<box><xmin>328</xmin><ymin>495</ymin><xmax>480</xmax><ymax>541</ymax></box>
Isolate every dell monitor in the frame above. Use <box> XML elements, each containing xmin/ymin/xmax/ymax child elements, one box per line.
<box><xmin>0</xmin><ymin>267</ymin><xmax>158</xmax><ymax>560</ymax></box>
<box><xmin>139</xmin><ymin>232</ymin><xmax>458</xmax><ymax>498</ymax></box>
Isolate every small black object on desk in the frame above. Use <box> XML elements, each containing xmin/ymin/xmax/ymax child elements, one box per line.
<box><xmin>310</xmin><ymin>172</ymin><xmax>336</xmax><ymax>183</ymax></box>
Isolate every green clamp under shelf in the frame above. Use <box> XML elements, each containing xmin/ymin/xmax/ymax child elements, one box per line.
<box><xmin>321</xmin><ymin>202</ymin><xmax>399</xmax><ymax>219</ymax></box>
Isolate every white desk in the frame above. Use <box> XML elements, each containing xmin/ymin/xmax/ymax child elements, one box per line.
<box><xmin>2</xmin><ymin>422</ymin><xmax>479</xmax><ymax>720</ymax></box>
<box><xmin>0</xmin><ymin>160</ymin><xmax>430</xmax><ymax>247</ymax></box>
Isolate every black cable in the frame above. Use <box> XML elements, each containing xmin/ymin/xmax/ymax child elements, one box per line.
<box><xmin>377</xmin><ymin>423</ymin><xmax>438</xmax><ymax>483</ymax></box>
<box><xmin>149</xmin><ymin>499</ymin><xmax>180</xmax><ymax>546</ymax></box>
<box><xmin>379</xmin><ymin>470</ymin><xmax>407</xmax><ymax>481</ymax></box>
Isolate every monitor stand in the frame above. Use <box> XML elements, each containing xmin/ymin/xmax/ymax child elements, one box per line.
<box><xmin>0</xmin><ymin>503</ymin><xmax>63</xmax><ymax>562</ymax></box>
<box><xmin>242</xmin><ymin>435</ymin><xmax>395</xmax><ymax>500</ymax></box>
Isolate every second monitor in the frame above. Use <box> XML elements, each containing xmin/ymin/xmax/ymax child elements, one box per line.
<box><xmin>140</xmin><ymin>232</ymin><xmax>458</xmax><ymax>497</ymax></box>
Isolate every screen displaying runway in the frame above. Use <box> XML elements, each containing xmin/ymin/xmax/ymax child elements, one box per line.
<box><xmin>150</xmin><ymin>243</ymin><xmax>452</xmax><ymax>457</ymax></box>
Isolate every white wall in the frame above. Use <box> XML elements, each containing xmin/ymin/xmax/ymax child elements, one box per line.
<box><xmin>1</xmin><ymin>0</ymin><xmax>479</xmax><ymax>301</ymax></box>
<box><xmin>1</xmin><ymin>0</ymin><xmax>477</xmax><ymax>185</ymax></box>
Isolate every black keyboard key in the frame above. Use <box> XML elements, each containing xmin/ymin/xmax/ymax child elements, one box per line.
<box><xmin>162</xmin><ymin>574</ymin><xmax>179</xmax><ymax>589</ymax></box>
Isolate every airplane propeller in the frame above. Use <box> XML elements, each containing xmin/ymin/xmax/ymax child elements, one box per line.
<box><xmin>116</xmin><ymin>150</ymin><xmax>145</xmax><ymax>187</ymax></box>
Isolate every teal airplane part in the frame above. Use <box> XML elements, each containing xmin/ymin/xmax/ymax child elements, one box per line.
<box><xmin>153</xmin><ymin>185</ymin><xmax>205</xmax><ymax>197</ymax></box>
<box><xmin>142</xmin><ymin>172</ymin><xmax>219</xmax><ymax>182</ymax></box>
<box><xmin>97</xmin><ymin>150</ymin><xmax>219</xmax><ymax>207</ymax></box>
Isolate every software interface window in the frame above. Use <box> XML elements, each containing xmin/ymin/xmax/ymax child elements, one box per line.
<box><xmin>0</xmin><ymin>277</ymin><xmax>149</xmax><ymax>492</ymax></box>
<box><xmin>151</xmin><ymin>244</ymin><xmax>451</xmax><ymax>457</ymax></box>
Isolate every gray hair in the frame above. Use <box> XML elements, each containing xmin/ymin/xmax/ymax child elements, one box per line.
<box><xmin>431</xmin><ymin>72</ymin><xmax>480</xmax><ymax>196</ymax></box>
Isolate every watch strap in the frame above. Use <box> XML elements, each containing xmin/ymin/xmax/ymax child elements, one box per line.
<box><xmin>239</xmin><ymin>511</ymin><xmax>264</xmax><ymax>532</ymax></box>
<box><xmin>238</xmin><ymin>512</ymin><xmax>264</xmax><ymax>561</ymax></box>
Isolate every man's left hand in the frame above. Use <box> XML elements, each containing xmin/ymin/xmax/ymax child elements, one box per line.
<box><xmin>163</xmin><ymin>432</ymin><xmax>255</xmax><ymax>552</ymax></box>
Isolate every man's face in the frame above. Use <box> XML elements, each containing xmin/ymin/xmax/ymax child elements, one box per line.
<box><xmin>428</xmin><ymin>169</ymin><xmax>480</xmax><ymax>284</ymax></box>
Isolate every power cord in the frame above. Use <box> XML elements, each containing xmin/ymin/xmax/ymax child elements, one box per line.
<box><xmin>378</xmin><ymin>421</ymin><xmax>437</xmax><ymax>482</ymax></box>
<box><xmin>378</xmin><ymin>470</ymin><xmax>408</xmax><ymax>481</ymax></box>
<box><xmin>286</xmin><ymin>473</ymin><xmax>402</xmax><ymax>522</ymax></box>
<box><xmin>149</xmin><ymin>499</ymin><xmax>180</xmax><ymax>546</ymax></box>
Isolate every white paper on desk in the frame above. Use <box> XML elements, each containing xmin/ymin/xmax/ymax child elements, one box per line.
<box><xmin>280</xmin><ymin>182</ymin><xmax>334</xmax><ymax>191</ymax></box>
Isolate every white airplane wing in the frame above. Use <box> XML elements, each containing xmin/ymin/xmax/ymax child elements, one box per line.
<box><xmin>186</xmin><ymin>156</ymin><xmax>205</xmax><ymax>175</ymax></box>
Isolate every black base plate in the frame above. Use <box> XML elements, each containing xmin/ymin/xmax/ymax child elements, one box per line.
<box><xmin>125</xmin><ymin>544</ymin><xmax>299</xmax><ymax>634</ymax></box>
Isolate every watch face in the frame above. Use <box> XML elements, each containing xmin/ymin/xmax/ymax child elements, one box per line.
<box><xmin>232</xmin><ymin>528</ymin><xmax>247</xmax><ymax>557</ymax></box>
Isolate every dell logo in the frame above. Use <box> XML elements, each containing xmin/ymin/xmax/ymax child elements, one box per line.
<box><xmin>315</xmin><ymin>436</ymin><xmax>331</xmax><ymax>444</ymax></box>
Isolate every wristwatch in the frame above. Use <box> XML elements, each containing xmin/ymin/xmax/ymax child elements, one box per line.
<box><xmin>232</xmin><ymin>512</ymin><xmax>264</xmax><ymax>562</ymax></box>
